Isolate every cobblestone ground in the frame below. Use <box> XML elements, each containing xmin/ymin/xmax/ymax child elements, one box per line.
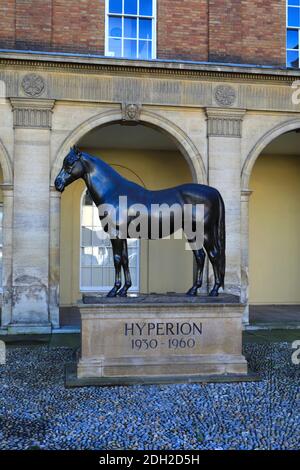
<box><xmin>0</xmin><ymin>342</ymin><xmax>299</xmax><ymax>450</ymax></box>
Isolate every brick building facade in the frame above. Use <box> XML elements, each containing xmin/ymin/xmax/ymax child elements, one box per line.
<box><xmin>0</xmin><ymin>0</ymin><xmax>286</xmax><ymax>65</ymax></box>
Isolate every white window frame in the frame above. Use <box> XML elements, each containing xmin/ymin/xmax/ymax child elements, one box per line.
<box><xmin>79</xmin><ymin>189</ymin><xmax>140</xmax><ymax>293</ymax></box>
<box><xmin>286</xmin><ymin>0</ymin><xmax>300</xmax><ymax>68</ymax></box>
<box><xmin>105</xmin><ymin>0</ymin><xmax>157</xmax><ymax>60</ymax></box>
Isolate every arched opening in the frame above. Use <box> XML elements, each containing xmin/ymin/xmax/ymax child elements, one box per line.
<box><xmin>248</xmin><ymin>130</ymin><xmax>300</xmax><ymax>317</ymax></box>
<box><xmin>59</xmin><ymin>122</ymin><xmax>196</xmax><ymax>325</ymax></box>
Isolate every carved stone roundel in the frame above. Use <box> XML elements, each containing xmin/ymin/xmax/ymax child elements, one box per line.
<box><xmin>214</xmin><ymin>85</ymin><xmax>236</xmax><ymax>107</ymax></box>
<box><xmin>21</xmin><ymin>74</ymin><xmax>45</xmax><ymax>97</ymax></box>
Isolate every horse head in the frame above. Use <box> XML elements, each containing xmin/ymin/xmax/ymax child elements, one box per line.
<box><xmin>55</xmin><ymin>146</ymin><xmax>85</xmax><ymax>193</ymax></box>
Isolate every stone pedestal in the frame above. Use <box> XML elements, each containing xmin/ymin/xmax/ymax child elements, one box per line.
<box><xmin>72</xmin><ymin>295</ymin><xmax>250</xmax><ymax>385</ymax></box>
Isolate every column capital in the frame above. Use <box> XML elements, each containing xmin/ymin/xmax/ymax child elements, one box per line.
<box><xmin>10</xmin><ymin>98</ymin><xmax>55</xmax><ymax>130</ymax></box>
<box><xmin>241</xmin><ymin>189</ymin><xmax>253</xmax><ymax>201</ymax></box>
<box><xmin>0</xmin><ymin>183</ymin><xmax>14</xmax><ymax>193</ymax></box>
<box><xmin>205</xmin><ymin>108</ymin><xmax>246</xmax><ymax>138</ymax></box>
<box><xmin>50</xmin><ymin>185</ymin><xmax>61</xmax><ymax>197</ymax></box>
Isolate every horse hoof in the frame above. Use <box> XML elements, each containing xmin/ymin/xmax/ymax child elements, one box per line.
<box><xmin>118</xmin><ymin>291</ymin><xmax>127</xmax><ymax>297</ymax></box>
<box><xmin>186</xmin><ymin>288</ymin><xmax>197</xmax><ymax>296</ymax></box>
<box><xmin>107</xmin><ymin>290</ymin><xmax>117</xmax><ymax>298</ymax></box>
<box><xmin>209</xmin><ymin>290</ymin><xmax>219</xmax><ymax>297</ymax></box>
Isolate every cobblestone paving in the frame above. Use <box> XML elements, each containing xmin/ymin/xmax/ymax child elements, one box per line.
<box><xmin>0</xmin><ymin>343</ymin><xmax>299</xmax><ymax>450</ymax></box>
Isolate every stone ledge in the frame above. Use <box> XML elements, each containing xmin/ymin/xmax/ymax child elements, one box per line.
<box><xmin>66</xmin><ymin>364</ymin><xmax>260</xmax><ymax>388</ymax></box>
<box><xmin>0</xmin><ymin>50</ymin><xmax>299</xmax><ymax>83</ymax></box>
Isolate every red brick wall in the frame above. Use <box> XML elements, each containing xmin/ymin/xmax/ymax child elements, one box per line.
<box><xmin>240</xmin><ymin>0</ymin><xmax>286</xmax><ymax>66</ymax></box>
<box><xmin>157</xmin><ymin>0</ymin><xmax>208</xmax><ymax>61</ymax></box>
<box><xmin>15</xmin><ymin>0</ymin><xmax>52</xmax><ymax>50</ymax></box>
<box><xmin>0</xmin><ymin>0</ymin><xmax>15</xmax><ymax>49</ymax></box>
<box><xmin>208</xmin><ymin>0</ymin><xmax>286</xmax><ymax>66</ymax></box>
<box><xmin>52</xmin><ymin>0</ymin><xmax>105</xmax><ymax>54</ymax></box>
<box><xmin>0</xmin><ymin>0</ymin><xmax>287</xmax><ymax>67</ymax></box>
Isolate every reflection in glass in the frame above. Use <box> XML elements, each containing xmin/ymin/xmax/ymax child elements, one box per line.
<box><xmin>140</xmin><ymin>0</ymin><xmax>153</xmax><ymax>16</ymax></box>
<box><xmin>287</xmin><ymin>50</ymin><xmax>299</xmax><ymax>68</ymax></box>
<box><xmin>124</xmin><ymin>0</ymin><xmax>137</xmax><ymax>15</ymax></box>
<box><xmin>109</xmin><ymin>0</ymin><xmax>122</xmax><ymax>13</ymax></box>
<box><xmin>124</xmin><ymin>17</ymin><xmax>137</xmax><ymax>38</ymax></box>
<box><xmin>287</xmin><ymin>29</ymin><xmax>299</xmax><ymax>49</ymax></box>
<box><xmin>139</xmin><ymin>40</ymin><xmax>152</xmax><ymax>59</ymax></box>
<box><xmin>109</xmin><ymin>38</ymin><xmax>122</xmax><ymax>57</ymax></box>
<box><xmin>124</xmin><ymin>39</ymin><xmax>137</xmax><ymax>58</ymax></box>
<box><xmin>139</xmin><ymin>18</ymin><xmax>152</xmax><ymax>39</ymax></box>
<box><xmin>109</xmin><ymin>16</ymin><xmax>122</xmax><ymax>37</ymax></box>
<box><xmin>288</xmin><ymin>7</ymin><xmax>300</xmax><ymax>27</ymax></box>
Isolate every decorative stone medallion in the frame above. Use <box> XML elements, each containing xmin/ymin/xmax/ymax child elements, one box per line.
<box><xmin>122</xmin><ymin>103</ymin><xmax>141</xmax><ymax>121</ymax></box>
<box><xmin>21</xmin><ymin>74</ymin><xmax>45</xmax><ymax>97</ymax></box>
<box><xmin>214</xmin><ymin>85</ymin><xmax>236</xmax><ymax>107</ymax></box>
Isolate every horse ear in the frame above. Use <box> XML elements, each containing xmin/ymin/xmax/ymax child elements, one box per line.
<box><xmin>73</xmin><ymin>144</ymin><xmax>81</xmax><ymax>156</ymax></box>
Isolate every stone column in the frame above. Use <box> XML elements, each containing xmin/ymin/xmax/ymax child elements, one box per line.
<box><xmin>8</xmin><ymin>98</ymin><xmax>55</xmax><ymax>334</ymax></box>
<box><xmin>0</xmin><ymin>184</ymin><xmax>13</xmax><ymax>328</ymax></box>
<box><xmin>206</xmin><ymin>108</ymin><xmax>246</xmax><ymax>297</ymax></box>
<box><xmin>241</xmin><ymin>189</ymin><xmax>253</xmax><ymax>324</ymax></box>
<box><xmin>49</xmin><ymin>186</ymin><xmax>61</xmax><ymax>328</ymax></box>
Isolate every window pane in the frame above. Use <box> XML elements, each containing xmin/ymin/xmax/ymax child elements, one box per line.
<box><xmin>109</xmin><ymin>0</ymin><xmax>122</xmax><ymax>13</ymax></box>
<box><xmin>124</xmin><ymin>0</ymin><xmax>137</xmax><ymax>15</ymax></box>
<box><xmin>81</xmin><ymin>267</ymin><xmax>92</xmax><ymax>288</ymax></box>
<box><xmin>82</xmin><ymin>226</ymin><xmax>92</xmax><ymax>247</ymax></box>
<box><xmin>124</xmin><ymin>39</ymin><xmax>137</xmax><ymax>58</ymax></box>
<box><xmin>109</xmin><ymin>16</ymin><xmax>122</xmax><ymax>37</ymax></box>
<box><xmin>140</xmin><ymin>0</ymin><xmax>153</xmax><ymax>16</ymax></box>
<box><xmin>139</xmin><ymin>40</ymin><xmax>152</xmax><ymax>59</ymax></box>
<box><xmin>109</xmin><ymin>38</ymin><xmax>122</xmax><ymax>57</ymax></box>
<box><xmin>287</xmin><ymin>50</ymin><xmax>299</xmax><ymax>67</ymax></box>
<box><xmin>288</xmin><ymin>7</ymin><xmax>300</xmax><ymax>27</ymax></box>
<box><xmin>289</xmin><ymin>0</ymin><xmax>300</xmax><ymax>6</ymax></box>
<box><xmin>139</xmin><ymin>18</ymin><xmax>152</xmax><ymax>39</ymax></box>
<box><xmin>81</xmin><ymin>247</ymin><xmax>92</xmax><ymax>267</ymax></box>
<box><xmin>287</xmin><ymin>29</ymin><xmax>299</xmax><ymax>49</ymax></box>
<box><xmin>124</xmin><ymin>17</ymin><xmax>137</xmax><ymax>38</ymax></box>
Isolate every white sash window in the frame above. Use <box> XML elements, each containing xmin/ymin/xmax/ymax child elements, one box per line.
<box><xmin>80</xmin><ymin>190</ymin><xmax>140</xmax><ymax>292</ymax></box>
<box><xmin>105</xmin><ymin>0</ymin><xmax>156</xmax><ymax>60</ymax></box>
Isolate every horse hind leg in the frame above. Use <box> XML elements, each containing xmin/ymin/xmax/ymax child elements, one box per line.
<box><xmin>204</xmin><ymin>240</ymin><xmax>222</xmax><ymax>297</ymax></box>
<box><xmin>118</xmin><ymin>239</ymin><xmax>132</xmax><ymax>297</ymax></box>
<box><xmin>107</xmin><ymin>238</ymin><xmax>123</xmax><ymax>297</ymax></box>
<box><xmin>186</xmin><ymin>247</ymin><xmax>206</xmax><ymax>296</ymax></box>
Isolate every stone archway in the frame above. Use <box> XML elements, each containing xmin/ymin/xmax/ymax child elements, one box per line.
<box><xmin>51</xmin><ymin>108</ymin><xmax>206</xmax><ymax>185</ymax></box>
<box><xmin>241</xmin><ymin>119</ymin><xmax>300</xmax><ymax>322</ymax></box>
<box><xmin>50</xmin><ymin>108</ymin><xmax>206</xmax><ymax>326</ymax></box>
<box><xmin>242</xmin><ymin>118</ymin><xmax>300</xmax><ymax>191</ymax></box>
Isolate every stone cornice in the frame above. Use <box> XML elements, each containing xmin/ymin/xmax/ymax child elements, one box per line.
<box><xmin>0</xmin><ymin>51</ymin><xmax>299</xmax><ymax>84</ymax></box>
<box><xmin>10</xmin><ymin>98</ymin><xmax>55</xmax><ymax>129</ymax></box>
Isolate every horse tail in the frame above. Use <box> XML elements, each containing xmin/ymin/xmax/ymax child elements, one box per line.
<box><xmin>216</xmin><ymin>192</ymin><xmax>226</xmax><ymax>289</ymax></box>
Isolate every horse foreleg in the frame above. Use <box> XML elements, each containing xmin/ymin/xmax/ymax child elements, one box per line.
<box><xmin>107</xmin><ymin>238</ymin><xmax>122</xmax><ymax>297</ymax></box>
<box><xmin>118</xmin><ymin>239</ymin><xmax>132</xmax><ymax>297</ymax></box>
<box><xmin>186</xmin><ymin>247</ymin><xmax>206</xmax><ymax>296</ymax></box>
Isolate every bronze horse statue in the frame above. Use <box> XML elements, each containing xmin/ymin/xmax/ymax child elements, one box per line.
<box><xmin>55</xmin><ymin>146</ymin><xmax>225</xmax><ymax>298</ymax></box>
